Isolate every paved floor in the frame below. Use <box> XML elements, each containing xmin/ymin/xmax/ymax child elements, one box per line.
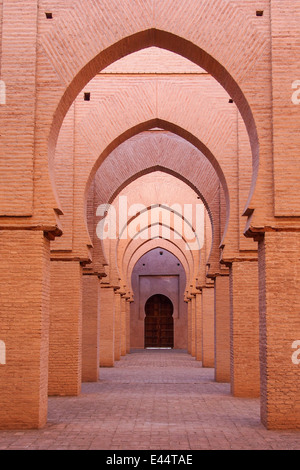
<box><xmin>0</xmin><ymin>349</ymin><xmax>300</xmax><ymax>450</ymax></box>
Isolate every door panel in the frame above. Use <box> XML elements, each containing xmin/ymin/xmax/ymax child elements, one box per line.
<box><xmin>144</xmin><ymin>294</ymin><xmax>174</xmax><ymax>348</ymax></box>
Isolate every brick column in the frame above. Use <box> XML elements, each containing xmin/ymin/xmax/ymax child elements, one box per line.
<box><xmin>230</xmin><ymin>260</ymin><xmax>260</xmax><ymax>397</ymax></box>
<box><xmin>99</xmin><ymin>286</ymin><xmax>115</xmax><ymax>367</ymax></box>
<box><xmin>120</xmin><ymin>296</ymin><xmax>127</xmax><ymax>356</ymax></box>
<box><xmin>126</xmin><ymin>300</ymin><xmax>131</xmax><ymax>354</ymax></box>
<box><xmin>187</xmin><ymin>299</ymin><xmax>192</xmax><ymax>354</ymax></box>
<box><xmin>214</xmin><ymin>275</ymin><xmax>230</xmax><ymax>383</ymax></box>
<box><xmin>82</xmin><ymin>274</ymin><xmax>100</xmax><ymax>382</ymax></box>
<box><xmin>114</xmin><ymin>292</ymin><xmax>121</xmax><ymax>361</ymax></box>
<box><xmin>191</xmin><ymin>295</ymin><xmax>196</xmax><ymax>357</ymax></box>
<box><xmin>259</xmin><ymin>232</ymin><xmax>300</xmax><ymax>430</ymax></box>
<box><xmin>0</xmin><ymin>231</ymin><xmax>50</xmax><ymax>429</ymax></box>
<box><xmin>49</xmin><ymin>260</ymin><xmax>83</xmax><ymax>396</ymax></box>
<box><xmin>195</xmin><ymin>291</ymin><xmax>203</xmax><ymax>361</ymax></box>
<box><xmin>202</xmin><ymin>287</ymin><xmax>215</xmax><ymax>368</ymax></box>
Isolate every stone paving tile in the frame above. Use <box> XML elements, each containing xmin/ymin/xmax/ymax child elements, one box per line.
<box><xmin>0</xmin><ymin>349</ymin><xmax>300</xmax><ymax>450</ymax></box>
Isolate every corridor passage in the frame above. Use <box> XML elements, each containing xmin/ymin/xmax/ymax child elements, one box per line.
<box><xmin>0</xmin><ymin>350</ymin><xmax>299</xmax><ymax>450</ymax></box>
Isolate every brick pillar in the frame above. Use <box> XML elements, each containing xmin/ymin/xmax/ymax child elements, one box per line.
<box><xmin>0</xmin><ymin>231</ymin><xmax>50</xmax><ymax>429</ymax></box>
<box><xmin>259</xmin><ymin>232</ymin><xmax>300</xmax><ymax>430</ymax></box>
<box><xmin>99</xmin><ymin>286</ymin><xmax>115</xmax><ymax>367</ymax></box>
<box><xmin>191</xmin><ymin>295</ymin><xmax>196</xmax><ymax>357</ymax></box>
<box><xmin>126</xmin><ymin>301</ymin><xmax>131</xmax><ymax>354</ymax></box>
<box><xmin>114</xmin><ymin>292</ymin><xmax>121</xmax><ymax>361</ymax></box>
<box><xmin>49</xmin><ymin>260</ymin><xmax>82</xmax><ymax>396</ymax></box>
<box><xmin>214</xmin><ymin>275</ymin><xmax>230</xmax><ymax>383</ymax></box>
<box><xmin>82</xmin><ymin>275</ymin><xmax>100</xmax><ymax>382</ymax></box>
<box><xmin>202</xmin><ymin>287</ymin><xmax>215</xmax><ymax>368</ymax></box>
<box><xmin>120</xmin><ymin>297</ymin><xmax>127</xmax><ymax>356</ymax></box>
<box><xmin>187</xmin><ymin>300</ymin><xmax>192</xmax><ymax>354</ymax></box>
<box><xmin>230</xmin><ymin>260</ymin><xmax>260</xmax><ymax>397</ymax></box>
<box><xmin>195</xmin><ymin>291</ymin><xmax>202</xmax><ymax>361</ymax></box>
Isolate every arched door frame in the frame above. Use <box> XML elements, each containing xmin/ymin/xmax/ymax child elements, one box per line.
<box><xmin>144</xmin><ymin>294</ymin><xmax>174</xmax><ymax>349</ymax></box>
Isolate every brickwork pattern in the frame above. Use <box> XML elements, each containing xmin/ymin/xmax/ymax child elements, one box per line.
<box><xmin>99</xmin><ymin>287</ymin><xmax>115</xmax><ymax>367</ymax></box>
<box><xmin>214</xmin><ymin>276</ymin><xmax>230</xmax><ymax>383</ymax></box>
<box><xmin>230</xmin><ymin>261</ymin><xmax>260</xmax><ymax>398</ymax></box>
<box><xmin>0</xmin><ymin>350</ymin><xmax>299</xmax><ymax>449</ymax></box>
<box><xmin>259</xmin><ymin>232</ymin><xmax>300</xmax><ymax>429</ymax></box>
<box><xmin>202</xmin><ymin>288</ymin><xmax>215</xmax><ymax>368</ymax></box>
<box><xmin>0</xmin><ymin>0</ymin><xmax>300</xmax><ymax>433</ymax></box>
<box><xmin>0</xmin><ymin>231</ymin><xmax>50</xmax><ymax>429</ymax></box>
<box><xmin>114</xmin><ymin>293</ymin><xmax>121</xmax><ymax>362</ymax></box>
<box><xmin>195</xmin><ymin>293</ymin><xmax>202</xmax><ymax>361</ymax></box>
<box><xmin>49</xmin><ymin>261</ymin><xmax>83</xmax><ymax>396</ymax></box>
<box><xmin>82</xmin><ymin>275</ymin><xmax>100</xmax><ymax>382</ymax></box>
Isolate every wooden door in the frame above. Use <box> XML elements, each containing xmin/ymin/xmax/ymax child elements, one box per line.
<box><xmin>144</xmin><ymin>294</ymin><xmax>174</xmax><ymax>348</ymax></box>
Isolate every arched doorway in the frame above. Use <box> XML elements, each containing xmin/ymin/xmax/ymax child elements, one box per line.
<box><xmin>144</xmin><ymin>294</ymin><xmax>174</xmax><ymax>348</ymax></box>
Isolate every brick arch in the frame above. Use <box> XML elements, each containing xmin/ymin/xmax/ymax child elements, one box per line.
<box><xmin>82</xmin><ymin>119</ymin><xmax>228</xmax><ymax>266</ymax></box>
<box><xmin>85</xmin><ymin>119</ymin><xmax>229</xmax><ymax>211</ymax></box>
<box><xmin>47</xmin><ymin>27</ymin><xmax>259</xmax><ymax>178</ymax></box>
<box><xmin>98</xmin><ymin>168</ymin><xmax>210</xmax><ymax>289</ymax></box>
<box><xmin>100</xmin><ymin>168</ymin><xmax>213</xmax><ymax>270</ymax></box>
<box><xmin>85</xmin><ymin>133</ymin><xmax>221</xmax><ymax>274</ymax></box>
<box><xmin>118</xmin><ymin>221</ymin><xmax>197</xmax><ymax>279</ymax></box>
<box><xmin>66</xmin><ymin>69</ymin><xmax>253</xmax><ymax>261</ymax></box>
<box><xmin>130</xmin><ymin>244</ymin><xmax>189</xmax><ymax>349</ymax></box>
<box><xmin>144</xmin><ymin>293</ymin><xmax>174</xmax><ymax>311</ymax></box>
<box><xmin>91</xmin><ymin>133</ymin><xmax>220</xmax><ymax>213</ymax></box>
<box><xmin>110</xmin><ymin>232</ymin><xmax>210</xmax><ymax>294</ymax></box>
<box><xmin>44</xmin><ymin>12</ymin><xmax>265</xmax><ymax>230</ymax></box>
<box><xmin>118</xmin><ymin>204</ymin><xmax>202</xmax><ymax>251</ymax></box>
<box><xmin>108</xmin><ymin>166</ymin><xmax>213</xmax><ymax>218</ymax></box>
<box><xmin>126</xmin><ymin>240</ymin><xmax>191</xmax><ymax>296</ymax></box>
<box><xmin>106</xmin><ymin>174</ymin><xmax>206</xmax><ymax>284</ymax></box>
<box><xmin>116</xmin><ymin>221</ymin><xmax>200</xmax><ymax>296</ymax></box>
<box><xmin>116</xmin><ymin>207</ymin><xmax>202</xmax><ymax>286</ymax></box>
<box><xmin>118</xmin><ymin>211</ymin><xmax>201</xmax><ymax>279</ymax></box>
<box><xmin>53</xmin><ymin>70</ymin><xmax>254</xmax><ymax>260</ymax></box>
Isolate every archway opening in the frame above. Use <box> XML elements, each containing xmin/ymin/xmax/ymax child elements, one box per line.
<box><xmin>144</xmin><ymin>294</ymin><xmax>174</xmax><ymax>349</ymax></box>
<box><xmin>50</xmin><ymin>28</ymin><xmax>259</xmax><ymax>244</ymax></box>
